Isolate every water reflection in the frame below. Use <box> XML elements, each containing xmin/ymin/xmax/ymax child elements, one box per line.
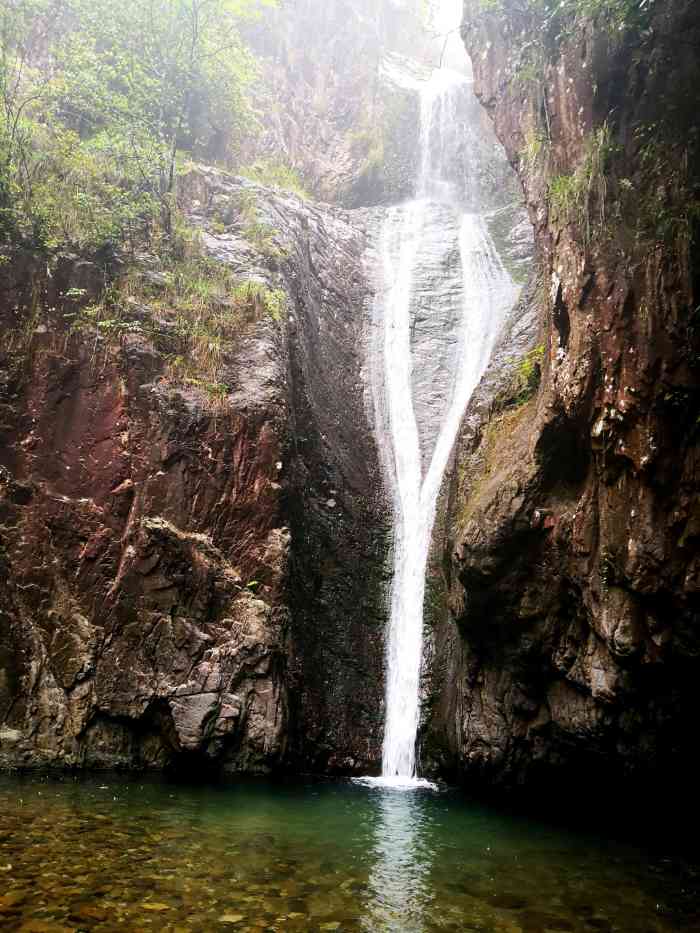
<box><xmin>0</xmin><ymin>774</ymin><xmax>697</xmax><ymax>932</ymax></box>
<box><xmin>363</xmin><ymin>787</ymin><xmax>435</xmax><ymax>931</ymax></box>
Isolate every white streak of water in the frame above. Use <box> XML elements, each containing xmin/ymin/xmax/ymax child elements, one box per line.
<box><xmin>371</xmin><ymin>5</ymin><xmax>520</xmax><ymax>785</ymax></box>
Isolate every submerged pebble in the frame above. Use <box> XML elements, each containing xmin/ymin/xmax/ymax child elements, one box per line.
<box><xmin>0</xmin><ymin>774</ymin><xmax>695</xmax><ymax>933</ymax></box>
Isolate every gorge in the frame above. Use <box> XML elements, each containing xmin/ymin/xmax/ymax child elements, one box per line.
<box><xmin>0</xmin><ymin>0</ymin><xmax>699</xmax><ymax>928</ymax></box>
<box><xmin>370</xmin><ymin>5</ymin><xmax>521</xmax><ymax>783</ymax></box>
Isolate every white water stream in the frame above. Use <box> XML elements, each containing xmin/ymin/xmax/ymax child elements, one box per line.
<box><xmin>369</xmin><ymin>0</ymin><xmax>520</xmax><ymax>785</ymax></box>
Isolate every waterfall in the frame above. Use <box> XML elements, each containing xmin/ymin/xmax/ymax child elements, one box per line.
<box><xmin>369</xmin><ymin>3</ymin><xmax>520</xmax><ymax>786</ymax></box>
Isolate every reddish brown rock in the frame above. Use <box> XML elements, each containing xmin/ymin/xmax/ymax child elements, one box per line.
<box><xmin>0</xmin><ymin>168</ymin><xmax>390</xmax><ymax>775</ymax></box>
<box><xmin>423</xmin><ymin>0</ymin><xmax>700</xmax><ymax>796</ymax></box>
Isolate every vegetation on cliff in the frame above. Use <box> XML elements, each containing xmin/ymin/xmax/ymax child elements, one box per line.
<box><xmin>469</xmin><ymin>0</ymin><xmax>699</xmax><ymax>262</ymax></box>
<box><xmin>0</xmin><ymin>0</ymin><xmax>275</xmax><ymax>254</ymax></box>
<box><xmin>0</xmin><ymin>0</ymin><xmax>295</xmax><ymax>400</ymax></box>
<box><xmin>426</xmin><ymin>0</ymin><xmax>700</xmax><ymax>794</ymax></box>
<box><xmin>476</xmin><ymin>0</ymin><xmax>656</xmax><ymax>30</ymax></box>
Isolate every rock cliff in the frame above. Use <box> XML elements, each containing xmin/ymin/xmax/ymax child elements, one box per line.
<box><xmin>424</xmin><ymin>0</ymin><xmax>700</xmax><ymax>796</ymax></box>
<box><xmin>3</xmin><ymin>0</ymin><xmax>696</xmax><ymax>794</ymax></box>
<box><xmin>0</xmin><ymin>169</ymin><xmax>389</xmax><ymax>774</ymax></box>
<box><xmin>243</xmin><ymin>0</ymin><xmax>430</xmax><ymax>206</ymax></box>
<box><xmin>0</xmin><ymin>0</ymin><xmax>433</xmax><ymax>778</ymax></box>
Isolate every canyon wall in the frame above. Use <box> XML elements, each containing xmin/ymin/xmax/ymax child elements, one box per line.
<box><xmin>0</xmin><ymin>0</ymin><xmax>436</xmax><ymax>776</ymax></box>
<box><xmin>0</xmin><ymin>244</ymin><xmax>291</xmax><ymax>772</ymax></box>
<box><xmin>3</xmin><ymin>0</ymin><xmax>696</xmax><ymax>794</ymax></box>
<box><xmin>424</xmin><ymin>0</ymin><xmax>700</xmax><ymax>796</ymax></box>
<box><xmin>243</xmin><ymin>0</ymin><xmax>431</xmax><ymax>206</ymax></box>
<box><xmin>0</xmin><ymin>171</ymin><xmax>389</xmax><ymax>774</ymax></box>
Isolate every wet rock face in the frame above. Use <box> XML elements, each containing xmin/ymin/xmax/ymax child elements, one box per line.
<box><xmin>0</xmin><ymin>251</ymin><xmax>289</xmax><ymax>772</ymax></box>
<box><xmin>409</xmin><ymin>208</ymin><xmax>466</xmax><ymax>473</ymax></box>
<box><xmin>424</xmin><ymin>0</ymin><xmax>700</xmax><ymax>795</ymax></box>
<box><xmin>0</xmin><ymin>171</ymin><xmax>389</xmax><ymax>774</ymax></box>
<box><xmin>283</xmin><ymin>212</ymin><xmax>390</xmax><ymax>774</ymax></box>
<box><xmin>243</xmin><ymin>0</ymin><xmax>434</xmax><ymax>207</ymax></box>
<box><xmin>184</xmin><ymin>168</ymin><xmax>391</xmax><ymax>772</ymax></box>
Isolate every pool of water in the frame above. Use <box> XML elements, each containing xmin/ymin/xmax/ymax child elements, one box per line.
<box><xmin>0</xmin><ymin>774</ymin><xmax>697</xmax><ymax>932</ymax></box>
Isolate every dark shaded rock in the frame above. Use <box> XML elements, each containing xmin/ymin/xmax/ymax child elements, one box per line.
<box><xmin>490</xmin><ymin>894</ymin><xmax>530</xmax><ymax>910</ymax></box>
<box><xmin>181</xmin><ymin>167</ymin><xmax>391</xmax><ymax>772</ymax></box>
<box><xmin>422</xmin><ymin>0</ymin><xmax>700</xmax><ymax>797</ymax></box>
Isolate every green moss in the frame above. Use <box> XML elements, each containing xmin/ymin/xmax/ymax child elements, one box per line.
<box><xmin>238</xmin><ymin>160</ymin><xmax>310</xmax><ymax>199</ymax></box>
<box><xmin>63</xmin><ymin>243</ymin><xmax>286</xmax><ymax>396</ymax></box>
<box><xmin>492</xmin><ymin>344</ymin><xmax>545</xmax><ymax>410</ymax></box>
<box><xmin>455</xmin><ymin>401</ymin><xmax>535</xmax><ymax>529</ymax></box>
<box><xmin>514</xmin><ymin>344</ymin><xmax>545</xmax><ymax>404</ymax></box>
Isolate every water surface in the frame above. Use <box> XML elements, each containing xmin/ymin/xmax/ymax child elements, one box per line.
<box><xmin>1</xmin><ymin>774</ymin><xmax>698</xmax><ymax>932</ymax></box>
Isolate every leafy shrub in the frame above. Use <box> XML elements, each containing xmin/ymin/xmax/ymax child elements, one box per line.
<box><xmin>0</xmin><ymin>0</ymin><xmax>275</xmax><ymax>253</ymax></box>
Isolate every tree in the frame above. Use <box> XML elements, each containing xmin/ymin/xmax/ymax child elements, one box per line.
<box><xmin>0</xmin><ymin>0</ymin><xmax>71</xmax><ymax>238</ymax></box>
<box><xmin>0</xmin><ymin>0</ymin><xmax>275</xmax><ymax>249</ymax></box>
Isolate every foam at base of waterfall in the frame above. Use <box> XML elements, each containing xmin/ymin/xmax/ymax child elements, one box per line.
<box><xmin>351</xmin><ymin>776</ymin><xmax>439</xmax><ymax>792</ymax></box>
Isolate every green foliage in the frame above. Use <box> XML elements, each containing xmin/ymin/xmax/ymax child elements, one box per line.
<box><xmin>350</xmin><ymin>121</ymin><xmax>386</xmax><ymax>187</ymax></box>
<box><xmin>567</xmin><ymin>0</ymin><xmax>655</xmax><ymax>28</ymax></box>
<box><xmin>548</xmin><ymin>174</ymin><xmax>580</xmax><ymax>221</ymax></box>
<box><xmin>231</xmin><ymin>281</ymin><xmax>286</xmax><ymax>321</ymax></box>
<box><xmin>512</xmin><ymin>344</ymin><xmax>545</xmax><ymax>405</ymax></box>
<box><xmin>547</xmin><ymin>122</ymin><xmax>616</xmax><ymax>240</ymax></box>
<box><xmin>492</xmin><ymin>344</ymin><xmax>545</xmax><ymax>410</ymax></box>
<box><xmin>22</xmin><ymin>126</ymin><xmax>162</xmax><ymax>251</ymax></box>
<box><xmin>521</xmin><ymin>127</ymin><xmax>548</xmax><ymax>173</ymax></box>
<box><xmin>243</xmin><ymin>219</ymin><xmax>282</xmax><ymax>255</ymax></box>
<box><xmin>0</xmin><ymin>0</ymin><xmax>275</xmax><ymax>252</ymax></box>
<box><xmin>350</xmin><ymin>91</ymin><xmax>413</xmax><ymax>195</ymax></box>
<box><xmin>236</xmin><ymin>190</ymin><xmax>283</xmax><ymax>256</ymax></box>
<box><xmin>473</xmin><ymin>0</ymin><xmax>655</xmax><ymax>29</ymax></box>
<box><xmin>64</xmin><ymin>242</ymin><xmax>286</xmax><ymax>393</ymax></box>
<box><xmin>628</xmin><ymin>123</ymin><xmax>700</xmax><ymax>253</ymax></box>
<box><xmin>239</xmin><ymin>160</ymin><xmax>309</xmax><ymax>199</ymax></box>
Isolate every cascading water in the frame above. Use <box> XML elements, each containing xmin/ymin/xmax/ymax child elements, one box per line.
<box><xmin>369</xmin><ymin>0</ymin><xmax>520</xmax><ymax>785</ymax></box>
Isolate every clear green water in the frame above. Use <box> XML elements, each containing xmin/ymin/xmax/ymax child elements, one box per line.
<box><xmin>0</xmin><ymin>774</ymin><xmax>697</xmax><ymax>932</ymax></box>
